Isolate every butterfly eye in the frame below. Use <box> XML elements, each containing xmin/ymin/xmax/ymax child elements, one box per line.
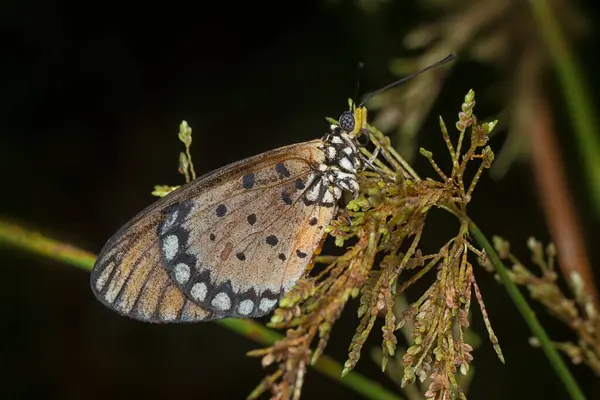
<box><xmin>338</xmin><ymin>111</ymin><xmax>355</xmax><ymax>132</ymax></box>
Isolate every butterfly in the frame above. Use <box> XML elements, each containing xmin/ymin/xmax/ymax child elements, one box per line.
<box><xmin>90</xmin><ymin>53</ymin><xmax>456</xmax><ymax>323</ymax></box>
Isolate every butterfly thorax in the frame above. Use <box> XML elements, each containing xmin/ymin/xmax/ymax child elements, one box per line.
<box><xmin>302</xmin><ymin>126</ymin><xmax>363</xmax><ymax>209</ymax></box>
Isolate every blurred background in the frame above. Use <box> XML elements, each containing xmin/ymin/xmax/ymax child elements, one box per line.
<box><xmin>2</xmin><ymin>0</ymin><xmax>600</xmax><ymax>399</ymax></box>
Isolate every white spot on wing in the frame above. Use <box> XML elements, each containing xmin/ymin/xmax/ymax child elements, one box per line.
<box><xmin>161</xmin><ymin>210</ymin><xmax>179</xmax><ymax>234</ymax></box>
<box><xmin>306</xmin><ymin>180</ymin><xmax>322</xmax><ymax>202</ymax></box>
<box><xmin>259</xmin><ymin>298</ymin><xmax>278</xmax><ymax>312</ymax></box>
<box><xmin>104</xmin><ymin>269</ymin><xmax>124</xmax><ymax>304</ymax></box>
<box><xmin>173</xmin><ymin>263</ymin><xmax>190</xmax><ymax>284</ymax></box>
<box><xmin>163</xmin><ymin>235</ymin><xmax>179</xmax><ymax>260</ymax></box>
<box><xmin>238</xmin><ymin>299</ymin><xmax>254</xmax><ymax>315</ymax></box>
<box><xmin>343</xmin><ymin>147</ymin><xmax>353</xmax><ymax>155</ymax></box>
<box><xmin>95</xmin><ymin>261</ymin><xmax>115</xmax><ymax>291</ymax></box>
<box><xmin>212</xmin><ymin>292</ymin><xmax>231</xmax><ymax>310</ymax></box>
<box><xmin>332</xmin><ymin>136</ymin><xmax>344</xmax><ymax>144</ymax></box>
<box><xmin>191</xmin><ymin>282</ymin><xmax>208</xmax><ymax>302</ymax></box>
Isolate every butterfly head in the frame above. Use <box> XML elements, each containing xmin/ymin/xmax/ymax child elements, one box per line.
<box><xmin>318</xmin><ymin>52</ymin><xmax>459</xmax><ymax>198</ymax></box>
<box><xmin>336</xmin><ymin>104</ymin><xmax>368</xmax><ymax>137</ymax></box>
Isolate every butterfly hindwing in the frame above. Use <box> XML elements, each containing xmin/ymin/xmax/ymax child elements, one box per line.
<box><xmin>91</xmin><ymin>140</ymin><xmax>335</xmax><ymax>322</ymax></box>
<box><xmin>91</xmin><ymin>205</ymin><xmax>214</xmax><ymax>323</ymax></box>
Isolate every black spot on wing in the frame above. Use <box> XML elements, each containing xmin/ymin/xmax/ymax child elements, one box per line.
<box><xmin>266</xmin><ymin>235</ymin><xmax>278</xmax><ymax>246</ymax></box>
<box><xmin>216</xmin><ymin>204</ymin><xmax>227</xmax><ymax>217</ymax></box>
<box><xmin>275</xmin><ymin>162</ymin><xmax>291</xmax><ymax>179</ymax></box>
<box><xmin>278</xmin><ymin>253</ymin><xmax>286</xmax><ymax>261</ymax></box>
<box><xmin>281</xmin><ymin>190</ymin><xmax>293</xmax><ymax>205</ymax></box>
<box><xmin>296</xmin><ymin>249</ymin><xmax>307</xmax><ymax>258</ymax></box>
<box><xmin>309</xmin><ymin>217</ymin><xmax>318</xmax><ymax>226</ymax></box>
<box><xmin>242</xmin><ymin>173</ymin><xmax>255</xmax><ymax>189</ymax></box>
<box><xmin>295</xmin><ymin>178</ymin><xmax>306</xmax><ymax>190</ymax></box>
<box><xmin>236</xmin><ymin>252</ymin><xmax>246</xmax><ymax>261</ymax></box>
<box><xmin>247</xmin><ymin>214</ymin><xmax>257</xmax><ymax>225</ymax></box>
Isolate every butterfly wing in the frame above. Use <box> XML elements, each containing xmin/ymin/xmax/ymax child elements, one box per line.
<box><xmin>91</xmin><ymin>139</ymin><xmax>336</xmax><ymax>323</ymax></box>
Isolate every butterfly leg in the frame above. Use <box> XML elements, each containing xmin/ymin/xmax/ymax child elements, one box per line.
<box><xmin>367</xmin><ymin>146</ymin><xmax>380</xmax><ymax>164</ymax></box>
<box><xmin>358</xmin><ymin>151</ymin><xmax>395</xmax><ymax>182</ymax></box>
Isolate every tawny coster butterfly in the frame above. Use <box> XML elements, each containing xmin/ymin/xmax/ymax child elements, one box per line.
<box><xmin>90</xmin><ymin>53</ymin><xmax>456</xmax><ymax>323</ymax></box>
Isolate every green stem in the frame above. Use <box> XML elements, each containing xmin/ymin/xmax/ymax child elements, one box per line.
<box><xmin>469</xmin><ymin>220</ymin><xmax>586</xmax><ymax>400</ymax></box>
<box><xmin>0</xmin><ymin>219</ymin><xmax>403</xmax><ymax>400</ymax></box>
<box><xmin>528</xmin><ymin>0</ymin><xmax>600</xmax><ymax>218</ymax></box>
<box><xmin>0</xmin><ymin>220</ymin><xmax>97</xmax><ymax>270</ymax></box>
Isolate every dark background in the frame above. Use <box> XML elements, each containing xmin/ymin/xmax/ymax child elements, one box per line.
<box><xmin>2</xmin><ymin>1</ymin><xmax>600</xmax><ymax>399</ymax></box>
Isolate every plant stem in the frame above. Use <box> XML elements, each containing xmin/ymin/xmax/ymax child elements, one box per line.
<box><xmin>0</xmin><ymin>219</ymin><xmax>403</xmax><ymax>400</ymax></box>
<box><xmin>0</xmin><ymin>220</ymin><xmax>97</xmax><ymax>270</ymax></box>
<box><xmin>528</xmin><ymin>0</ymin><xmax>600</xmax><ymax>218</ymax></box>
<box><xmin>469</xmin><ymin>220</ymin><xmax>587</xmax><ymax>400</ymax></box>
<box><xmin>527</xmin><ymin>97</ymin><xmax>599</xmax><ymax>309</ymax></box>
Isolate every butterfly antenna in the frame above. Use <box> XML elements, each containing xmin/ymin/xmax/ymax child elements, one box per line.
<box><xmin>357</xmin><ymin>53</ymin><xmax>457</xmax><ymax>108</ymax></box>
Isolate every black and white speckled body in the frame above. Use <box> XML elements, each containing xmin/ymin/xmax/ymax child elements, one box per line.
<box><xmin>300</xmin><ymin>124</ymin><xmax>363</xmax><ymax>209</ymax></box>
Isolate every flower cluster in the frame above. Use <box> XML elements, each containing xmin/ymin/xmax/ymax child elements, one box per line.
<box><xmin>249</xmin><ymin>90</ymin><xmax>503</xmax><ymax>400</ymax></box>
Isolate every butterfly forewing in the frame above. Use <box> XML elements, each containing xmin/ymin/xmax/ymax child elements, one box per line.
<box><xmin>91</xmin><ymin>140</ymin><xmax>335</xmax><ymax>323</ymax></box>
